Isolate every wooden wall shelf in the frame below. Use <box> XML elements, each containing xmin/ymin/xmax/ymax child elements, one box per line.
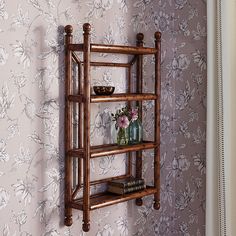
<box><xmin>64</xmin><ymin>23</ymin><xmax>161</xmax><ymax>232</ymax></box>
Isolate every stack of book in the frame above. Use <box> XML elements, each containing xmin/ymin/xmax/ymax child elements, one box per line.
<box><xmin>107</xmin><ymin>177</ymin><xmax>145</xmax><ymax>195</ymax></box>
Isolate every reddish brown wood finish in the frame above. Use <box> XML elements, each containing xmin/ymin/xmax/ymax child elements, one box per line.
<box><xmin>127</xmin><ymin>66</ymin><xmax>132</xmax><ymax>177</ymax></box>
<box><xmin>68</xmin><ymin>141</ymin><xmax>156</xmax><ymax>158</ymax></box>
<box><xmin>67</xmin><ymin>93</ymin><xmax>157</xmax><ymax>103</ymax></box>
<box><xmin>71</xmin><ymin>51</ymin><xmax>81</xmax><ymax>64</ymax></box>
<box><xmin>90</xmin><ymin>61</ymin><xmax>130</xmax><ymax>68</ymax></box>
<box><xmin>91</xmin><ymin>93</ymin><xmax>157</xmax><ymax>103</ymax></box>
<box><xmin>67</xmin><ymin>95</ymin><xmax>83</xmax><ymax>102</ymax></box>
<box><xmin>70</xmin><ymin>186</ymin><xmax>157</xmax><ymax>211</ymax></box>
<box><xmin>78</xmin><ymin>54</ymin><xmax>83</xmax><ymax>190</ymax></box>
<box><xmin>68</xmin><ymin>43</ymin><xmax>157</xmax><ymax>55</ymax></box>
<box><xmin>135</xmin><ymin>32</ymin><xmax>144</xmax><ymax>206</ymax></box>
<box><xmin>72</xmin><ymin>54</ymin><xmax>131</xmax><ymax>68</ymax></box>
<box><xmin>64</xmin><ymin>23</ymin><xmax>161</xmax><ymax>232</ymax></box>
<box><xmin>82</xmin><ymin>23</ymin><xmax>91</xmax><ymax>232</ymax></box>
<box><xmin>64</xmin><ymin>25</ymin><xmax>73</xmax><ymax>226</ymax></box>
<box><xmin>154</xmin><ymin>31</ymin><xmax>161</xmax><ymax>210</ymax></box>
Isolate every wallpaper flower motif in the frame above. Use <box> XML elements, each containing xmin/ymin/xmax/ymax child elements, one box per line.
<box><xmin>0</xmin><ymin>46</ymin><xmax>8</xmax><ymax>65</ymax></box>
<box><xmin>0</xmin><ymin>0</ymin><xmax>206</xmax><ymax>235</ymax></box>
<box><xmin>0</xmin><ymin>187</ymin><xmax>10</xmax><ymax>210</ymax></box>
<box><xmin>0</xmin><ymin>0</ymin><xmax>8</xmax><ymax>20</ymax></box>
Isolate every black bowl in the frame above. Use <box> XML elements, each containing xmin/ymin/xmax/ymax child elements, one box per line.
<box><xmin>93</xmin><ymin>86</ymin><xmax>115</xmax><ymax>95</ymax></box>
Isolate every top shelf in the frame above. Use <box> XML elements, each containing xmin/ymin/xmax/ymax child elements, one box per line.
<box><xmin>68</xmin><ymin>93</ymin><xmax>157</xmax><ymax>103</ymax></box>
<box><xmin>68</xmin><ymin>43</ymin><xmax>157</xmax><ymax>55</ymax></box>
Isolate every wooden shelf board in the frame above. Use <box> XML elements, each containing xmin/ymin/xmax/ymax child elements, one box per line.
<box><xmin>91</xmin><ymin>44</ymin><xmax>157</xmax><ymax>55</ymax></box>
<box><xmin>91</xmin><ymin>93</ymin><xmax>157</xmax><ymax>103</ymax></box>
<box><xmin>67</xmin><ymin>141</ymin><xmax>156</xmax><ymax>158</ymax></box>
<box><xmin>91</xmin><ymin>141</ymin><xmax>156</xmax><ymax>158</ymax></box>
<box><xmin>67</xmin><ymin>93</ymin><xmax>157</xmax><ymax>103</ymax></box>
<box><xmin>68</xmin><ymin>43</ymin><xmax>157</xmax><ymax>55</ymax></box>
<box><xmin>70</xmin><ymin>186</ymin><xmax>157</xmax><ymax>211</ymax></box>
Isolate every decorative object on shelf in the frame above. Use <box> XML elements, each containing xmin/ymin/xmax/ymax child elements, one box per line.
<box><xmin>108</xmin><ymin>177</ymin><xmax>145</xmax><ymax>195</ymax></box>
<box><xmin>112</xmin><ymin>106</ymin><xmax>142</xmax><ymax>145</ymax></box>
<box><xmin>108</xmin><ymin>177</ymin><xmax>145</xmax><ymax>188</ymax></box>
<box><xmin>108</xmin><ymin>183</ymin><xmax>145</xmax><ymax>195</ymax></box>
<box><xmin>117</xmin><ymin>127</ymin><xmax>129</xmax><ymax>145</ymax></box>
<box><xmin>111</xmin><ymin>107</ymin><xmax>130</xmax><ymax>145</ymax></box>
<box><xmin>128</xmin><ymin>107</ymin><xmax>142</xmax><ymax>144</ymax></box>
<box><xmin>93</xmin><ymin>86</ymin><xmax>115</xmax><ymax>95</ymax></box>
<box><xmin>129</xmin><ymin>119</ymin><xmax>142</xmax><ymax>144</ymax></box>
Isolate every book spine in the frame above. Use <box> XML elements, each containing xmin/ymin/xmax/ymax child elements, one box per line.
<box><xmin>125</xmin><ymin>179</ymin><xmax>144</xmax><ymax>188</ymax></box>
<box><xmin>108</xmin><ymin>184</ymin><xmax>145</xmax><ymax>194</ymax></box>
<box><xmin>110</xmin><ymin>179</ymin><xmax>145</xmax><ymax>188</ymax></box>
<box><xmin>123</xmin><ymin>184</ymin><xmax>145</xmax><ymax>194</ymax></box>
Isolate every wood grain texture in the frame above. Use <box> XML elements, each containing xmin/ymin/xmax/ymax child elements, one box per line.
<box><xmin>70</xmin><ymin>186</ymin><xmax>157</xmax><ymax>211</ymax></box>
<box><xmin>67</xmin><ymin>93</ymin><xmax>158</xmax><ymax>103</ymax></box>
<box><xmin>64</xmin><ymin>23</ymin><xmax>161</xmax><ymax>232</ymax></box>
<box><xmin>82</xmin><ymin>22</ymin><xmax>91</xmax><ymax>232</ymax></box>
<box><xmin>135</xmin><ymin>32</ymin><xmax>144</xmax><ymax>206</ymax></box>
<box><xmin>67</xmin><ymin>141</ymin><xmax>156</xmax><ymax>158</ymax></box>
<box><xmin>154</xmin><ymin>31</ymin><xmax>161</xmax><ymax>210</ymax></box>
<box><xmin>127</xmin><ymin>66</ymin><xmax>132</xmax><ymax>177</ymax></box>
<box><xmin>64</xmin><ymin>24</ymin><xmax>73</xmax><ymax>226</ymax></box>
<box><xmin>68</xmin><ymin>43</ymin><xmax>157</xmax><ymax>55</ymax></box>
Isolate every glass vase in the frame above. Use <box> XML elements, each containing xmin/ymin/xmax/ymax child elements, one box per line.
<box><xmin>117</xmin><ymin>128</ymin><xmax>129</xmax><ymax>145</ymax></box>
<box><xmin>129</xmin><ymin>119</ymin><xmax>142</xmax><ymax>144</ymax></box>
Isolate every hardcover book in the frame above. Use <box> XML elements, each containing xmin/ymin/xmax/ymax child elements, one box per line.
<box><xmin>108</xmin><ymin>177</ymin><xmax>145</xmax><ymax>188</ymax></box>
<box><xmin>107</xmin><ymin>184</ymin><xmax>146</xmax><ymax>195</ymax></box>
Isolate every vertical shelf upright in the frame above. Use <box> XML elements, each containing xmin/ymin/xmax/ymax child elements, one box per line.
<box><xmin>64</xmin><ymin>23</ymin><xmax>161</xmax><ymax>232</ymax></box>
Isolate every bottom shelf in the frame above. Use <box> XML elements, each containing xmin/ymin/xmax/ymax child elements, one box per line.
<box><xmin>70</xmin><ymin>186</ymin><xmax>157</xmax><ymax>211</ymax></box>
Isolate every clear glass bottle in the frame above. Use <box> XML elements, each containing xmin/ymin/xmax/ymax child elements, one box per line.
<box><xmin>128</xmin><ymin>119</ymin><xmax>142</xmax><ymax>144</ymax></box>
<box><xmin>117</xmin><ymin>127</ymin><xmax>129</xmax><ymax>145</ymax></box>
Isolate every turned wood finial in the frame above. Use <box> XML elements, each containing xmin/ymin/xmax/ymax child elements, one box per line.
<box><xmin>136</xmin><ymin>33</ymin><xmax>144</xmax><ymax>42</ymax></box>
<box><xmin>64</xmin><ymin>216</ymin><xmax>73</xmax><ymax>226</ymax></box>
<box><xmin>155</xmin><ymin>31</ymin><xmax>161</xmax><ymax>41</ymax></box>
<box><xmin>154</xmin><ymin>201</ymin><xmax>160</xmax><ymax>210</ymax></box>
<box><xmin>83</xmin><ymin>23</ymin><xmax>91</xmax><ymax>33</ymax></box>
<box><xmin>82</xmin><ymin>223</ymin><xmax>90</xmax><ymax>232</ymax></box>
<box><xmin>65</xmin><ymin>25</ymin><xmax>73</xmax><ymax>35</ymax></box>
<box><xmin>135</xmin><ymin>198</ymin><xmax>143</xmax><ymax>206</ymax></box>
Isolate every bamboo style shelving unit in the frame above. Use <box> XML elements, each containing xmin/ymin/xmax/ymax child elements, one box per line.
<box><xmin>64</xmin><ymin>23</ymin><xmax>161</xmax><ymax>232</ymax></box>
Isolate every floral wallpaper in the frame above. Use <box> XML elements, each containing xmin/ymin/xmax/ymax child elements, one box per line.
<box><xmin>0</xmin><ymin>0</ymin><xmax>206</xmax><ymax>236</ymax></box>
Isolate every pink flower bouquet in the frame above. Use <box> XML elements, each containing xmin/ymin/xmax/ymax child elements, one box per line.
<box><xmin>111</xmin><ymin>106</ymin><xmax>140</xmax><ymax>129</ymax></box>
<box><xmin>111</xmin><ymin>106</ymin><xmax>140</xmax><ymax>145</ymax></box>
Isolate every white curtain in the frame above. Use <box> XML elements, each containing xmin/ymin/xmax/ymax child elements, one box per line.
<box><xmin>206</xmin><ymin>0</ymin><xmax>236</xmax><ymax>235</ymax></box>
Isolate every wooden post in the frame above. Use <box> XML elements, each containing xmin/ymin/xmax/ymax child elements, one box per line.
<box><xmin>154</xmin><ymin>31</ymin><xmax>161</xmax><ymax>210</ymax></box>
<box><xmin>64</xmin><ymin>25</ymin><xmax>73</xmax><ymax>226</ymax></box>
<box><xmin>78</xmin><ymin>61</ymin><xmax>83</xmax><ymax>188</ymax></box>
<box><xmin>135</xmin><ymin>33</ymin><xmax>144</xmax><ymax>206</ymax></box>
<box><xmin>127</xmin><ymin>66</ymin><xmax>132</xmax><ymax>177</ymax></box>
<box><xmin>82</xmin><ymin>23</ymin><xmax>91</xmax><ymax>232</ymax></box>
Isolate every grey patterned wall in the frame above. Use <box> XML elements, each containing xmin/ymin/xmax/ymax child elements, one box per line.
<box><xmin>0</xmin><ymin>0</ymin><xmax>206</xmax><ymax>235</ymax></box>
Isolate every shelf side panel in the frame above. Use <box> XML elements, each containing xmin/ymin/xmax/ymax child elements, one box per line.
<box><xmin>154</xmin><ymin>31</ymin><xmax>162</xmax><ymax>210</ymax></box>
<box><xmin>64</xmin><ymin>25</ymin><xmax>73</xmax><ymax>227</ymax></box>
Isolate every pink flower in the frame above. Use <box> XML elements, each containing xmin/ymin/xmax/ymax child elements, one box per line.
<box><xmin>117</xmin><ymin>115</ymin><xmax>130</xmax><ymax>129</ymax></box>
<box><xmin>130</xmin><ymin>108</ymin><xmax>138</xmax><ymax>122</ymax></box>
